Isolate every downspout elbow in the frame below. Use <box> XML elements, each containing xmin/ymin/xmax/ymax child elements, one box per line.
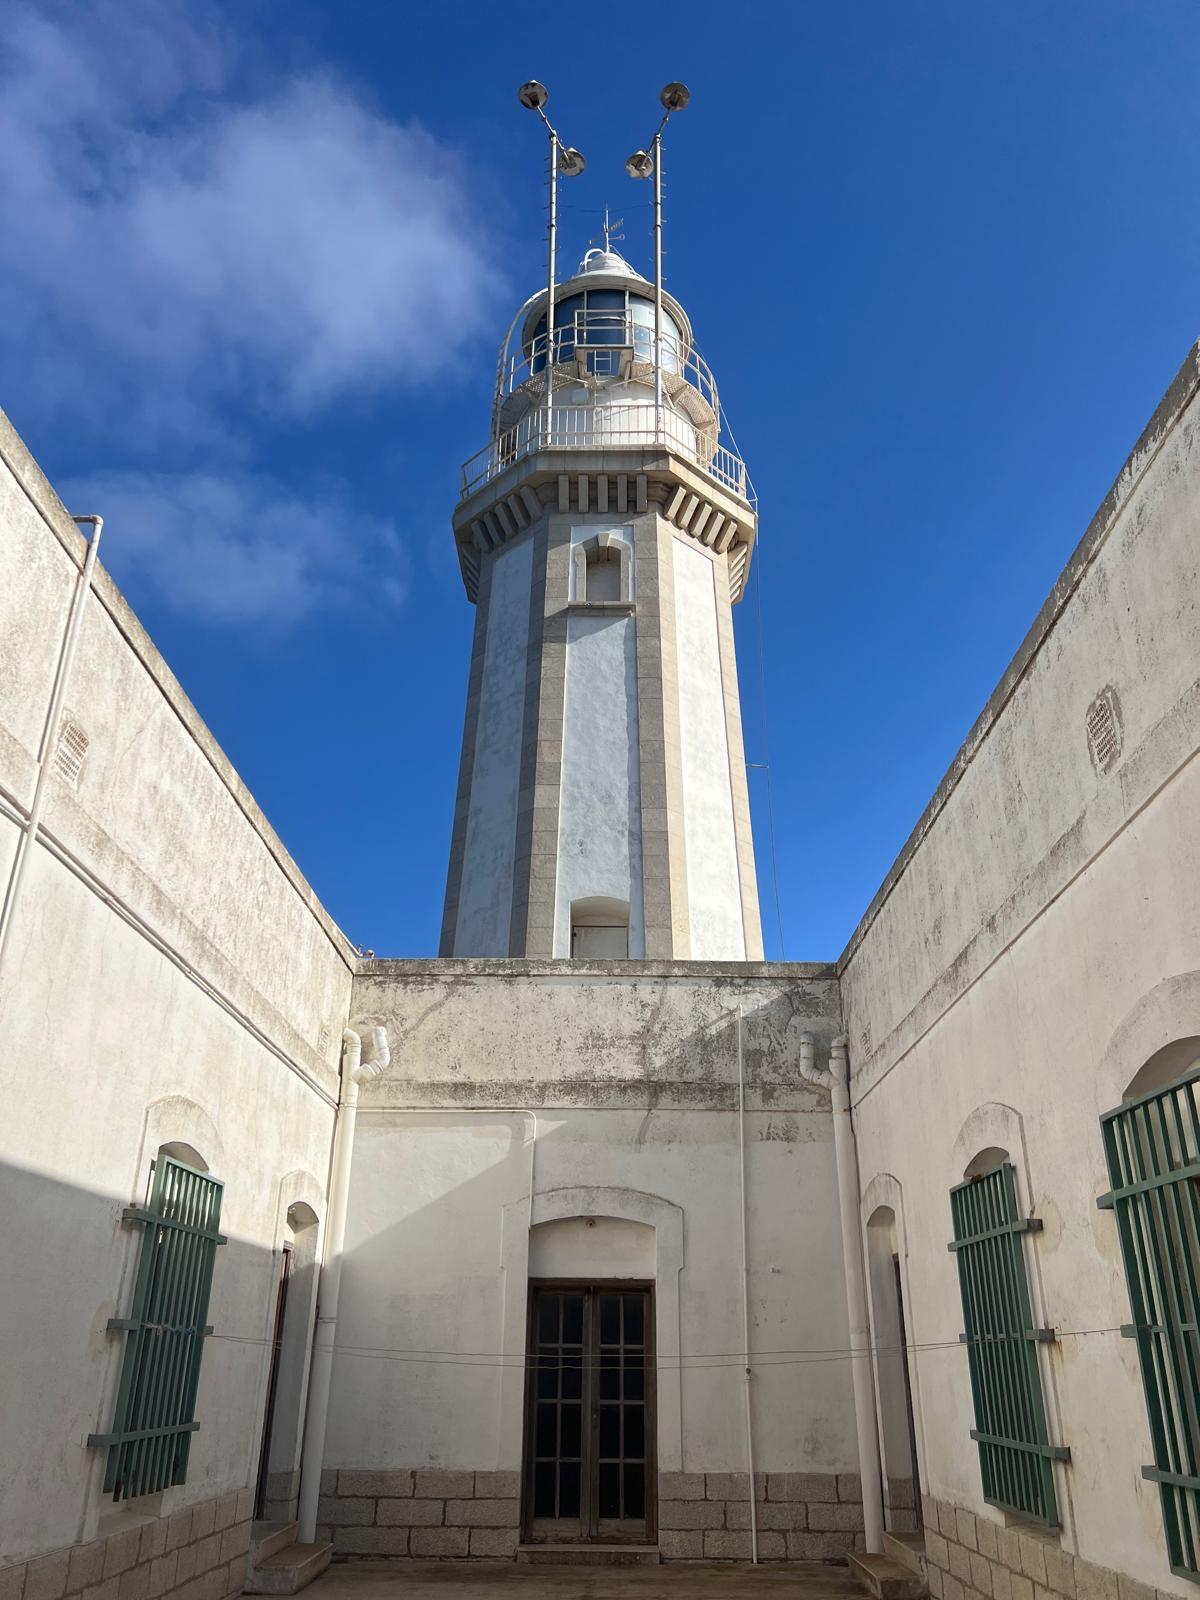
<box><xmin>357</xmin><ymin>1024</ymin><xmax>390</xmax><ymax>1080</ymax></box>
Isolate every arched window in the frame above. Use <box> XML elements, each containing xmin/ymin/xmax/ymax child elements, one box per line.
<box><xmin>948</xmin><ymin>1149</ymin><xmax>1063</xmax><ymax>1526</ymax></box>
<box><xmin>91</xmin><ymin>1147</ymin><xmax>224</xmax><ymax>1502</ymax></box>
<box><xmin>570</xmin><ymin>897</ymin><xmax>629</xmax><ymax>959</ymax></box>
<box><xmin>1100</xmin><ymin>1044</ymin><xmax>1200</xmax><ymax>1579</ymax></box>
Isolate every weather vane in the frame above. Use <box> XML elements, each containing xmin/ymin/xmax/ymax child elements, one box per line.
<box><xmin>592</xmin><ymin>208</ymin><xmax>625</xmax><ymax>252</ymax></box>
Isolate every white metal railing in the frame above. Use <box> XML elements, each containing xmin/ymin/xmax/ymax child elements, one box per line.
<box><xmin>460</xmin><ymin>402</ymin><xmax>752</xmax><ymax>505</ymax></box>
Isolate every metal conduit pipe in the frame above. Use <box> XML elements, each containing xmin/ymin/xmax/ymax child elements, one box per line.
<box><xmin>798</xmin><ymin>1032</ymin><xmax>885</xmax><ymax>1553</ymax></box>
<box><xmin>0</xmin><ymin>514</ymin><xmax>102</xmax><ymax>982</ymax></box>
<box><xmin>736</xmin><ymin>1007</ymin><xmax>759</xmax><ymax>1562</ymax></box>
<box><xmin>298</xmin><ymin>1026</ymin><xmax>391</xmax><ymax>1542</ymax></box>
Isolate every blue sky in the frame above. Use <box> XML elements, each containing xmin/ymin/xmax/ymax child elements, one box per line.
<box><xmin>3</xmin><ymin>0</ymin><xmax>1198</xmax><ymax>959</ymax></box>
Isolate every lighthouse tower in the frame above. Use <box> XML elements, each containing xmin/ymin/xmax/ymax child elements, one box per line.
<box><xmin>441</xmin><ymin>240</ymin><xmax>763</xmax><ymax>961</ymax></box>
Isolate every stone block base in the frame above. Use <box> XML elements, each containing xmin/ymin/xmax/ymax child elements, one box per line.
<box><xmin>659</xmin><ymin>1471</ymin><xmax>865</xmax><ymax>1562</ymax></box>
<box><xmin>317</xmin><ymin>1468</ymin><xmax>865</xmax><ymax>1564</ymax></box>
<box><xmin>921</xmin><ymin>1493</ymin><xmax>1191</xmax><ymax>1600</ymax></box>
<box><xmin>316</xmin><ymin>1471</ymin><xmax>520</xmax><ymax>1561</ymax></box>
<box><xmin>9</xmin><ymin>1490</ymin><xmax>254</xmax><ymax>1600</ymax></box>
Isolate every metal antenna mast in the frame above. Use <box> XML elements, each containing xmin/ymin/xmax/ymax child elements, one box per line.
<box><xmin>626</xmin><ymin>83</ymin><xmax>691</xmax><ymax>434</ymax></box>
<box><xmin>518</xmin><ymin>82</ymin><xmax>586</xmax><ymax>445</ymax></box>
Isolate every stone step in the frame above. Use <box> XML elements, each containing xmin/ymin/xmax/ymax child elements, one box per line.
<box><xmin>884</xmin><ymin>1530</ymin><xmax>928</xmax><ymax>1580</ymax></box>
<box><xmin>244</xmin><ymin>1541</ymin><xmax>333</xmax><ymax>1595</ymax></box>
<box><xmin>249</xmin><ymin>1522</ymin><xmax>298</xmax><ymax>1565</ymax></box>
<box><xmin>848</xmin><ymin>1550</ymin><xmax>929</xmax><ymax>1600</ymax></box>
<box><xmin>517</xmin><ymin>1545</ymin><xmax>661</xmax><ymax>1566</ymax></box>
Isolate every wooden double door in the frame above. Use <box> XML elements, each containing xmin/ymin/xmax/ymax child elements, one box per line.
<box><xmin>523</xmin><ymin>1283</ymin><xmax>656</xmax><ymax>1545</ymax></box>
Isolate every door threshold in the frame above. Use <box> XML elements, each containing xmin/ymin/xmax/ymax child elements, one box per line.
<box><xmin>517</xmin><ymin>1545</ymin><xmax>661</xmax><ymax>1566</ymax></box>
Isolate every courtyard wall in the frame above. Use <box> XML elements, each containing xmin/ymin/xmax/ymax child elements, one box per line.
<box><xmin>840</xmin><ymin>343</ymin><xmax>1200</xmax><ymax>1598</ymax></box>
<box><xmin>0</xmin><ymin>411</ymin><xmax>352</xmax><ymax>1584</ymax></box>
<box><xmin>328</xmin><ymin>957</ymin><xmax>857</xmax><ymax>1560</ymax></box>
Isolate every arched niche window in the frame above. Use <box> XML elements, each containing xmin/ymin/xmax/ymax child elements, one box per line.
<box><xmin>962</xmin><ymin>1146</ymin><xmax>1009</xmax><ymax>1180</ymax></box>
<box><xmin>257</xmin><ymin>1200</ymin><xmax>322</xmax><ymax>1519</ymax></box>
<box><xmin>1121</xmin><ymin>1035</ymin><xmax>1200</xmax><ymax>1101</ymax></box>
<box><xmin>570</xmin><ymin>896</ymin><xmax>629</xmax><ymax>959</ymax></box>
<box><xmin>572</xmin><ymin>533</ymin><xmax>632</xmax><ymax>606</ymax></box>
<box><xmin>865</xmin><ymin>1204</ymin><xmax>919</xmax><ymax>1531</ymax></box>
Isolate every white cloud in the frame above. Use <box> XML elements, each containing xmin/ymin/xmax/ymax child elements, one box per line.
<box><xmin>0</xmin><ymin>0</ymin><xmax>501</xmax><ymax>444</ymax></box>
<box><xmin>59</xmin><ymin>468</ymin><xmax>406</xmax><ymax>631</ymax></box>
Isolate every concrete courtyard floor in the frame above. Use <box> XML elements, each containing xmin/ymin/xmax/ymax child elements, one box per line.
<box><xmin>307</xmin><ymin>1559</ymin><xmax>866</xmax><ymax>1599</ymax></box>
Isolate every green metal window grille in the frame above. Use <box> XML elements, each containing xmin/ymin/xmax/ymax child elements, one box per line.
<box><xmin>89</xmin><ymin>1156</ymin><xmax>225</xmax><ymax>1501</ymax></box>
<box><xmin>1099</xmin><ymin>1066</ymin><xmax>1200</xmax><ymax>1583</ymax></box>
<box><xmin>949</xmin><ymin>1163</ymin><xmax>1067</xmax><ymax>1526</ymax></box>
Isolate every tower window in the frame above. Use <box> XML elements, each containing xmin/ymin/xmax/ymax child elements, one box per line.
<box><xmin>585</xmin><ymin>547</ymin><xmax>622</xmax><ymax>603</ymax></box>
<box><xmin>570</xmin><ymin>897</ymin><xmax>630</xmax><ymax>959</ymax></box>
<box><xmin>572</xmin><ymin>534</ymin><xmax>632</xmax><ymax>606</ymax></box>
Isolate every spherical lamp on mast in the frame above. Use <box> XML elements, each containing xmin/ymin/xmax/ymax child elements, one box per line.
<box><xmin>517</xmin><ymin>80</ymin><xmax>548</xmax><ymax>110</ymax></box>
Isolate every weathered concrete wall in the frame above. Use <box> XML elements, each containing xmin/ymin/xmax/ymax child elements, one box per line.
<box><xmin>556</xmin><ymin>600</ymin><xmax>644</xmax><ymax>956</ymax></box>
<box><xmin>443</xmin><ymin>481</ymin><xmax>764</xmax><ymax>964</ymax></box>
<box><xmin>673</xmin><ymin>538</ymin><xmax>746</xmax><ymax>959</ymax></box>
<box><xmin>839</xmin><ymin>343</ymin><xmax>1200</xmax><ymax>1595</ymax></box>
<box><xmin>0</xmin><ymin>408</ymin><xmax>351</xmax><ymax>1572</ymax></box>
<box><xmin>329</xmin><ymin>959</ymin><xmax>855</xmax><ymax>1557</ymax></box>
<box><xmin>452</xmin><ymin>534</ymin><xmax>533</xmax><ymax>956</ymax></box>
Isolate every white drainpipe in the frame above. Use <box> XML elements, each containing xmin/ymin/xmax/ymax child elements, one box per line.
<box><xmin>298</xmin><ymin>1025</ymin><xmax>391</xmax><ymax>1542</ymax></box>
<box><xmin>799</xmin><ymin>1032</ymin><xmax>885</xmax><ymax>1553</ymax></box>
<box><xmin>0</xmin><ymin>514</ymin><xmax>103</xmax><ymax>981</ymax></box>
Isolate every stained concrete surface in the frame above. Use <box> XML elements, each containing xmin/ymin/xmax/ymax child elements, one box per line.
<box><xmin>307</xmin><ymin>1560</ymin><xmax>866</xmax><ymax>1599</ymax></box>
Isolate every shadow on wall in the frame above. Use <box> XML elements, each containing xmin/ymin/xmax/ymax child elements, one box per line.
<box><xmin>0</xmin><ymin>1158</ymin><xmax>311</xmax><ymax>1571</ymax></box>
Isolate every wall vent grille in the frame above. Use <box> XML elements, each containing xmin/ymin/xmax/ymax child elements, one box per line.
<box><xmin>1086</xmin><ymin>687</ymin><xmax>1123</xmax><ymax>775</ymax></box>
<box><xmin>54</xmin><ymin>717</ymin><xmax>89</xmax><ymax>788</ymax></box>
<box><xmin>318</xmin><ymin>1024</ymin><xmax>332</xmax><ymax>1056</ymax></box>
<box><xmin>860</xmin><ymin>1023</ymin><xmax>872</xmax><ymax>1057</ymax></box>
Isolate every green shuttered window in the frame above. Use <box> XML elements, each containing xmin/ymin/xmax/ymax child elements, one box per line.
<box><xmin>1099</xmin><ymin>1067</ymin><xmax>1200</xmax><ymax>1582</ymax></box>
<box><xmin>949</xmin><ymin>1163</ymin><xmax>1066</xmax><ymax>1526</ymax></box>
<box><xmin>89</xmin><ymin>1156</ymin><xmax>225</xmax><ymax>1501</ymax></box>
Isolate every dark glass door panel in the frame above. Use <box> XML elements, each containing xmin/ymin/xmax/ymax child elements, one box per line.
<box><xmin>525</xmin><ymin>1284</ymin><xmax>654</xmax><ymax>1544</ymax></box>
<box><xmin>529</xmin><ymin>1291</ymin><xmax>586</xmax><ymax>1534</ymax></box>
<box><xmin>596</xmin><ymin>1291</ymin><xmax>648</xmax><ymax>1533</ymax></box>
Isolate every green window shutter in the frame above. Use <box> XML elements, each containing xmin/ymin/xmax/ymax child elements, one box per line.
<box><xmin>1098</xmin><ymin>1067</ymin><xmax>1200</xmax><ymax>1582</ymax></box>
<box><xmin>949</xmin><ymin>1163</ymin><xmax>1067</xmax><ymax>1526</ymax></box>
<box><xmin>89</xmin><ymin>1156</ymin><xmax>225</xmax><ymax>1501</ymax></box>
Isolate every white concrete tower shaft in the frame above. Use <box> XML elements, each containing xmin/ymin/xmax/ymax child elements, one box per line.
<box><xmin>441</xmin><ymin>248</ymin><xmax>762</xmax><ymax>960</ymax></box>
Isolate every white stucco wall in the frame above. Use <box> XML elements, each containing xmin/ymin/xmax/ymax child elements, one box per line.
<box><xmin>332</xmin><ymin>962</ymin><xmax>853</xmax><ymax>1480</ymax></box>
<box><xmin>672</xmin><ymin>538</ymin><xmax>745</xmax><ymax>958</ymax></box>
<box><xmin>555</xmin><ymin>531</ymin><xmax>644</xmax><ymax>954</ymax></box>
<box><xmin>454</xmin><ymin>535</ymin><xmax>534</xmax><ymax>956</ymax></box>
<box><xmin>0</xmin><ymin>409</ymin><xmax>349</xmax><ymax>1565</ymax></box>
<box><xmin>840</xmin><ymin>346</ymin><xmax>1200</xmax><ymax>1592</ymax></box>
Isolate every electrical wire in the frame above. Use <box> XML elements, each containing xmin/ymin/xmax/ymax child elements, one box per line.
<box><xmin>206</xmin><ymin>1325</ymin><xmax>1126</xmax><ymax>1369</ymax></box>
